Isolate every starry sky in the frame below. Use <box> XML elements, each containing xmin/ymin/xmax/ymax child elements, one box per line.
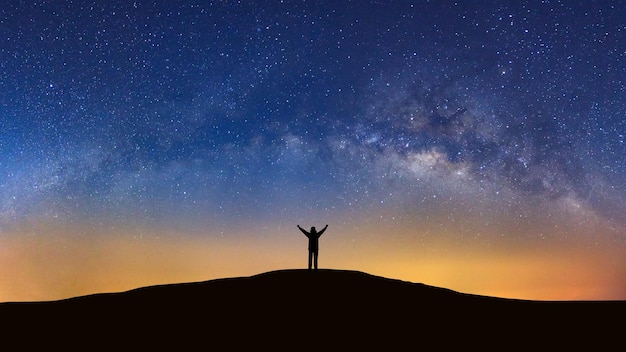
<box><xmin>1</xmin><ymin>0</ymin><xmax>625</xmax><ymax>302</ymax></box>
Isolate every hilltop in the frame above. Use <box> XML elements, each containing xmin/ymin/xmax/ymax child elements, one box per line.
<box><xmin>1</xmin><ymin>269</ymin><xmax>623</xmax><ymax>349</ymax></box>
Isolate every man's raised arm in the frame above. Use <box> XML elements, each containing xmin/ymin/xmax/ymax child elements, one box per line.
<box><xmin>318</xmin><ymin>224</ymin><xmax>328</xmax><ymax>236</ymax></box>
<box><xmin>297</xmin><ymin>225</ymin><xmax>309</xmax><ymax>236</ymax></box>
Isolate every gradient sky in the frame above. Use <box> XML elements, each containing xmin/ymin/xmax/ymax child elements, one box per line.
<box><xmin>1</xmin><ymin>0</ymin><xmax>625</xmax><ymax>302</ymax></box>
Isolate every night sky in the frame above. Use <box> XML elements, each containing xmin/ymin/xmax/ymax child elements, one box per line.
<box><xmin>1</xmin><ymin>0</ymin><xmax>625</xmax><ymax>301</ymax></box>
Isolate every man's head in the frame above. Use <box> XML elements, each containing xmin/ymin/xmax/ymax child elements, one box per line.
<box><xmin>311</xmin><ymin>227</ymin><xmax>316</xmax><ymax>233</ymax></box>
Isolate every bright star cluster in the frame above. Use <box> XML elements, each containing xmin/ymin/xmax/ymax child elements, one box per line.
<box><xmin>1</xmin><ymin>1</ymin><xmax>625</xmax><ymax>301</ymax></box>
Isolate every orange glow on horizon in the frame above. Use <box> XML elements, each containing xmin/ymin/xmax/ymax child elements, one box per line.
<box><xmin>1</xmin><ymin>220</ymin><xmax>625</xmax><ymax>302</ymax></box>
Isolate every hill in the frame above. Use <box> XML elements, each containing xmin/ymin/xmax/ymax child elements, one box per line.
<box><xmin>1</xmin><ymin>269</ymin><xmax>624</xmax><ymax>349</ymax></box>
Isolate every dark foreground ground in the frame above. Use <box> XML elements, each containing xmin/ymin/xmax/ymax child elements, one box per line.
<box><xmin>1</xmin><ymin>269</ymin><xmax>624</xmax><ymax>349</ymax></box>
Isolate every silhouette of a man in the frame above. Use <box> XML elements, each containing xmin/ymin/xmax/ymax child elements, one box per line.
<box><xmin>297</xmin><ymin>224</ymin><xmax>328</xmax><ymax>271</ymax></box>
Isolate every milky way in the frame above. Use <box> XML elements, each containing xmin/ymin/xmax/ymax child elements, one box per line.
<box><xmin>1</xmin><ymin>1</ymin><xmax>625</xmax><ymax>301</ymax></box>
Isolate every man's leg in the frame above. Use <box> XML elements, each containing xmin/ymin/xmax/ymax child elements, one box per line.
<box><xmin>313</xmin><ymin>251</ymin><xmax>318</xmax><ymax>270</ymax></box>
<box><xmin>308</xmin><ymin>251</ymin><xmax>313</xmax><ymax>270</ymax></box>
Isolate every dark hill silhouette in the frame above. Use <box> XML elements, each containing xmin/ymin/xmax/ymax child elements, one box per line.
<box><xmin>1</xmin><ymin>269</ymin><xmax>624</xmax><ymax>349</ymax></box>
